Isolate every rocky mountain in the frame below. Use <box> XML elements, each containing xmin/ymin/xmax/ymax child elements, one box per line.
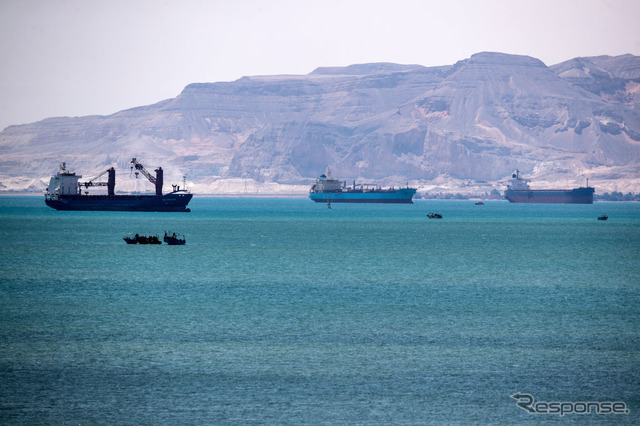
<box><xmin>1</xmin><ymin>52</ymin><xmax>639</xmax><ymax>195</ymax></box>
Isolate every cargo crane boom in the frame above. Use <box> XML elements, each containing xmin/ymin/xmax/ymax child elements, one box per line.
<box><xmin>130</xmin><ymin>158</ymin><xmax>163</xmax><ymax>196</ymax></box>
<box><xmin>78</xmin><ymin>167</ymin><xmax>115</xmax><ymax>196</ymax></box>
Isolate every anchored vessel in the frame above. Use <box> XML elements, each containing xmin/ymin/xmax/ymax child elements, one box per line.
<box><xmin>504</xmin><ymin>170</ymin><xmax>594</xmax><ymax>204</ymax></box>
<box><xmin>309</xmin><ymin>173</ymin><xmax>416</xmax><ymax>203</ymax></box>
<box><xmin>45</xmin><ymin>158</ymin><xmax>193</xmax><ymax>211</ymax></box>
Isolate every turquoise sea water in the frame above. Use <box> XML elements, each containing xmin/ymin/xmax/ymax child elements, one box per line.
<box><xmin>1</xmin><ymin>196</ymin><xmax>639</xmax><ymax>424</ymax></box>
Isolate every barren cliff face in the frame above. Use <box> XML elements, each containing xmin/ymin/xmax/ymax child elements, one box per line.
<box><xmin>1</xmin><ymin>52</ymin><xmax>639</xmax><ymax>194</ymax></box>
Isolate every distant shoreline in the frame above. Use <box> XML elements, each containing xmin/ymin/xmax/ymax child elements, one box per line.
<box><xmin>0</xmin><ymin>192</ymin><xmax>309</xmax><ymax>198</ymax></box>
<box><xmin>2</xmin><ymin>192</ymin><xmax>637</xmax><ymax>202</ymax></box>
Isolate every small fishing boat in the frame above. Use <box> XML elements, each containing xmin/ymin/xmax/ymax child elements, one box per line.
<box><xmin>123</xmin><ymin>234</ymin><xmax>162</xmax><ymax>244</ymax></box>
<box><xmin>164</xmin><ymin>231</ymin><xmax>186</xmax><ymax>245</ymax></box>
<box><xmin>427</xmin><ymin>213</ymin><xmax>443</xmax><ymax>219</ymax></box>
<box><xmin>123</xmin><ymin>236</ymin><xmax>137</xmax><ymax>244</ymax></box>
<box><xmin>597</xmin><ymin>214</ymin><xmax>608</xmax><ymax>221</ymax></box>
<box><xmin>475</xmin><ymin>201</ymin><xmax>484</xmax><ymax>205</ymax></box>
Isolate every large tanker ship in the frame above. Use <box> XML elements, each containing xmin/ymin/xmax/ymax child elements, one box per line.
<box><xmin>504</xmin><ymin>170</ymin><xmax>594</xmax><ymax>204</ymax></box>
<box><xmin>44</xmin><ymin>158</ymin><xmax>193</xmax><ymax>212</ymax></box>
<box><xmin>309</xmin><ymin>173</ymin><xmax>416</xmax><ymax>203</ymax></box>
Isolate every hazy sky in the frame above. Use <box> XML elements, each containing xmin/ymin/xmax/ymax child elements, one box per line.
<box><xmin>1</xmin><ymin>0</ymin><xmax>639</xmax><ymax>130</ymax></box>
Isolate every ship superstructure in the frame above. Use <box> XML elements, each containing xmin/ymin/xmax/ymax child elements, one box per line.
<box><xmin>309</xmin><ymin>173</ymin><xmax>416</xmax><ymax>203</ymax></box>
<box><xmin>504</xmin><ymin>170</ymin><xmax>594</xmax><ymax>204</ymax></box>
<box><xmin>45</xmin><ymin>159</ymin><xmax>193</xmax><ymax>212</ymax></box>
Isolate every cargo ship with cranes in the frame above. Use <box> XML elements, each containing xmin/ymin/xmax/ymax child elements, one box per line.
<box><xmin>504</xmin><ymin>170</ymin><xmax>594</xmax><ymax>204</ymax></box>
<box><xmin>44</xmin><ymin>158</ymin><xmax>193</xmax><ymax>211</ymax></box>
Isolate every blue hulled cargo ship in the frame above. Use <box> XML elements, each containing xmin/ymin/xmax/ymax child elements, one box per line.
<box><xmin>44</xmin><ymin>159</ymin><xmax>193</xmax><ymax>212</ymax></box>
<box><xmin>309</xmin><ymin>173</ymin><xmax>416</xmax><ymax>203</ymax></box>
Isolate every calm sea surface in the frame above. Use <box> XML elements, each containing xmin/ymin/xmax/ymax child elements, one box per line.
<box><xmin>1</xmin><ymin>196</ymin><xmax>639</xmax><ymax>424</ymax></box>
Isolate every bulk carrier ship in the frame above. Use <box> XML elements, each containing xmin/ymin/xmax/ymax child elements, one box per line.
<box><xmin>504</xmin><ymin>170</ymin><xmax>594</xmax><ymax>204</ymax></box>
<box><xmin>309</xmin><ymin>173</ymin><xmax>416</xmax><ymax>203</ymax></box>
<box><xmin>44</xmin><ymin>158</ymin><xmax>193</xmax><ymax>212</ymax></box>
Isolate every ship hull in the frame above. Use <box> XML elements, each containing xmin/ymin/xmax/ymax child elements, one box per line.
<box><xmin>504</xmin><ymin>188</ymin><xmax>594</xmax><ymax>204</ymax></box>
<box><xmin>309</xmin><ymin>188</ymin><xmax>416</xmax><ymax>203</ymax></box>
<box><xmin>45</xmin><ymin>192</ymin><xmax>193</xmax><ymax>211</ymax></box>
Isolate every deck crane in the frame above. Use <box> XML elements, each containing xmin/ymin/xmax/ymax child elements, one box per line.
<box><xmin>78</xmin><ymin>167</ymin><xmax>116</xmax><ymax>196</ymax></box>
<box><xmin>130</xmin><ymin>158</ymin><xmax>163</xmax><ymax>196</ymax></box>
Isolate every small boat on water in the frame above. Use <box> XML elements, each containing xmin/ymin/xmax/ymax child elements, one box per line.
<box><xmin>164</xmin><ymin>231</ymin><xmax>186</xmax><ymax>245</ymax></box>
<box><xmin>475</xmin><ymin>201</ymin><xmax>485</xmax><ymax>205</ymax></box>
<box><xmin>427</xmin><ymin>213</ymin><xmax>443</xmax><ymax>219</ymax></box>
<box><xmin>123</xmin><ymin>234</ymin><xmax>162</xmax><ymax>244</ymax></box>
<box><xmin>597</xmin><ymin>215</ymin><xmax>608</xmax><ymax>221</ymax></box>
